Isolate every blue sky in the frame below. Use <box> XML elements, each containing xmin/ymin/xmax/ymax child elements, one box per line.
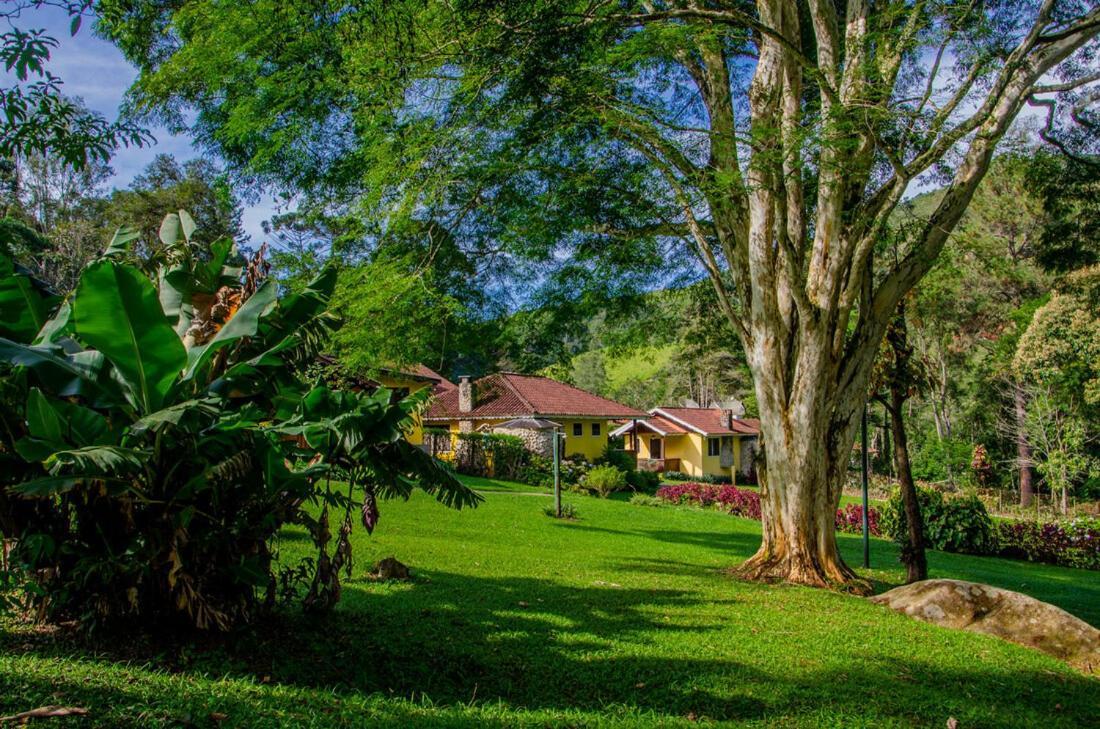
<box><xmin>5</xmin><ymin>5</ymin><xmax>276</xmax><ymax>242</ymax></box>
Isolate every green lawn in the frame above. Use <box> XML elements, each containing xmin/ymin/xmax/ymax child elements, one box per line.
<box><xmin>1</xmin><ymin>480</ymin><xmax>1098</xmax><ymax>727</ymax></box>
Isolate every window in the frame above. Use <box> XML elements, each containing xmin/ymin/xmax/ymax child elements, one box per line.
<box><xmin>572</xmin><ymin>423</ymin><xmax>583</xmax><ymax>437</ymax></box>
<box><xmin>650</xmin><ymin>438</ymin><xmax>662</xmax><ymax>459</ymax></box>
<box><xmin>591</xmin><ymin>422</ymin><xmax>601</xmax><ymax>436</ymax></box>
<box><xmin>708</xmin><ymin>438</ymin><xmax>720</xmax><ymax>457</ymax></box>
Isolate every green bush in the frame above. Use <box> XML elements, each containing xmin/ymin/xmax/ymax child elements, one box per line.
<box><xmin>599</xmin><ymin>445</ymin><xmax>637</xmax><ymax>473</ymax></box>
<box><xmin>627</xmin><ymin>469</ymin><xmax>660</xmax><ymax>492</ymax></box>
<box><xmin>662</xmin><ymin>470</ymin><xmax>690</xmax><ymax>481</ymax></box>
<box><xmin>629</xmin><ymin>493</ymin><xmax>663</xmax><ymax>507</ymax></box>
<box><xmin>543</xmin><ymin>503</ymin><xmax>579</xmax><ymax>520</ymax></box>
<box><xmin>909</xmin><ymin>438</ymin><xmax>974</xmax><ymax>483</ymax></box>
<box><xmin>0</xmin><ymin>214</ymin><xmax>479</xmax><ymax>631</ymax></box>
<box><xmin>882</xmin><ymin>487</ymin><xmax>996</xmax><ymax>554</ymax></box>
<box><xmin>582</xmin><ymin>464</ymin><xmax>628</xmax><ymax>497</ymax></box>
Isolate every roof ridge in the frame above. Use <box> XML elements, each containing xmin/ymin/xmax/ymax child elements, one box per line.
<box><xmin>651</xmin><ymin>407</ymin><xmax>709</xmax><ymax>435</ymax></box>
<box><xmin>496</xmin><ymin>373</ymin><xmax>537</xmax><ymax>412</ymax></box>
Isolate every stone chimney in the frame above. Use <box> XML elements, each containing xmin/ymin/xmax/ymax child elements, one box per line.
<box><xmin>458</xmin><ymin>376</ymin><xmax>475</xmax><ymax>413</ymax></box>
<box><xmin>722</xmin><ymin>409</ymin><xmax>735</xmax><ymax>429</ymax></box>
<box><xmin>458</xmin><ymin>376</ymin><xmax>475</xmax><ymax>433</ymax></box>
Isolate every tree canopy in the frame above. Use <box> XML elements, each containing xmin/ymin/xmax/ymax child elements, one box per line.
<box><xmin>99</xmin><ymin>0</ymin><xmax>1100</xmax><ymax>589</ymax></box>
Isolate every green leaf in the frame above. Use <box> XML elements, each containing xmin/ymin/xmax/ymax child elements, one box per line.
<box><xmin>179</xmin><ymin>209</ymin><xmax>196</xmax><ymax>243</ymax></box>
<box><xmin>15</xmin><ymin>388</ymin><xmax>111</xmax><ymax>462</ymax></box>
<box><xmin>0</xmin><ymin>337</ymin><xmax>123</xmax><ymax>406</ymax></box>
<box><xmin>26</xmin><ymin>387</ymin><xmax>65</xmax><ymax>443</ymax></box>
<box><xmin>158</xmin><ymin>264</ymin><xmax>194</xmax><ymax>336</ymax></box>
<box><xmin>278</xmin><ymin>264</ymin><xmax>338</xmax><ymax>326</ymax></box>
<box><xmin>11</xmin><ymin>476</ymin><xmax>81</xmax><ymax>497</ymax></box>
<box><xmin>0</xmin><ymin>253</ymin><xmax>55</xmax><ymax>341</ymax></box>
<box><xmin>159</xmin><ymin>213</ymin><xmax>181</xmax><ymax>247</ymax></box>
<box><xmin>182</xmin><ymin>279</ymin><xmax>277</xmax><ymax>380</ymax></box>
<box><xmin>73</xmin><ymin>260</ymin><xmax>187</xmax><ymax>412</ymax></box>
<box><xmin>131</xmin><ymin>398</ymin><xmax>219</xmax><ymax>435</ymax></box>
<box><xmin>44</xmin><ymin>445</ymin><xmax>146</xmax><ymax>477</ymax></box>
<box><xmin>32</xmin><ymin>300</ymin><xmax>72</xmax><ymax>345</ymax></box>
<box><xmin>103</xmin><ymin>225</ymin><xmax>141</xmax><ymax>258</ymax></box>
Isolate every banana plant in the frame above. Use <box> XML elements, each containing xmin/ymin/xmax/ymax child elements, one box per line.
<box><xmin>0</xmin><ymin>213</ymin><xmax>477</xmax><ymax>630</ymax></box>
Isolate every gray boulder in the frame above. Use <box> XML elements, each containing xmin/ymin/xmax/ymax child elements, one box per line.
<box><xmin>871</xmin><ymin>579</ymin><xmax>1099</xmax><ymax>674</ymax></box>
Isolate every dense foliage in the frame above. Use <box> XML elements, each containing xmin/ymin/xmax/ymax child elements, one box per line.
<box><xmin>882</xmin><ymin>488</ymin><xmax>996</xmax><ymax>556</ymax></box>
<box><xmin>996</xmin><ymin>518</ymin><xmax>1100</xmax><ymax>571</ymax></box>
<box><xmin>656</xmin><ymin>484</ymin><xmax>762</xmax><ymax>520</ymax></box>
<box><xmin>0</xmin><ymin>213</ymin><xmax>478</xmax><ymax>630</ymax></box>
<box><xmin>580</xmin><ymin>465</ymin><xmax>627</xmax><ymax>498</ymax></box>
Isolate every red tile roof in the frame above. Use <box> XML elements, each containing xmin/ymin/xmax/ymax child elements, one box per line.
<box><xmin>611</xmin><ymin>414</ymin><xmax>690</xmax><ymax>436</ymax></box>
<box><xmin>407</xmin><ymin>363</ymin><xmax>456</xmax><ymax>392</ymax></box>
<box><xmin>424</xmin><ymin>373</ymin><xmax>646</xmax><ymax>421</ymax></box>
<box><xmin>654</xmin><ymin>408</ymin><xmax>760</xmax><ymax>435</ymax></box>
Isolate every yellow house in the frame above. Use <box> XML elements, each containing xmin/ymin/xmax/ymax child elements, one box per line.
<box><xmin>371</xmin><ymin>365</ymin><xmax>455</xmax><ymax>446</ymax></box>
<box><xmin>611</xmin><ymin>407</ymin><xmax>760</xmax><ymax>484</ymax></box>
<box><xmin>422</xmin><ymin>372</ymin><xmax>646</xmax><ymax>461</ymax></box>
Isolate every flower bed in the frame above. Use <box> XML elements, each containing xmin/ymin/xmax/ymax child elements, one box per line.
<box><xmin>655</xmin><ymin>483</ymin><xmax>880</xmax><ymax>534</ymax></box>
<box><xmin>835</xmin><ymin>503</ymin><xmax>881</xmax><ymax>536</ymax></box>
<box><xmin>996</xmin><ymin>517</ymin><xmax>1100</xmax><ymax>571</ymax></box>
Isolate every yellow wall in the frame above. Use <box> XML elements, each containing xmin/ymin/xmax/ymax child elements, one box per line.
<box><xmin>375</xmin><ymin>374</ymin><xmax>432</xmax><ymax>445</ymax></box>
<box><xmin>635</xmin><ymin>431</ymin><xmax>741</xmax><ymax>483</ymax></box>
<box><xmin>559</xmin><ymin>418</ymin><xmax>610</xmax><ymax>461</ymax></box>
<box><xmin>429</xmin><ymin>417</ymin><xmax>610</xmax><ymax>461</ymax></box>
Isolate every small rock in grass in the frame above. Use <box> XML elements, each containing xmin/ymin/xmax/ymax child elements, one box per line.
<box><xmin>370</xmin><ymin>556</ymin><xmax>411</xmax><ymax>581</ymax></box>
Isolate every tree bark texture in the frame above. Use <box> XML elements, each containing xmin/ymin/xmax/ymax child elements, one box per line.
<box><xmin>619</xmin><ymin>0</ymin><xmax>1100</xmax><ymax>590</ymax></box>
<box><xmin>1014</xmin><ymin>383</ymin><xmax>1034</xmax><ymax>508</ymax></box>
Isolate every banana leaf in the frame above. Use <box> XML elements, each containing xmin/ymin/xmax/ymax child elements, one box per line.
<box><xmin>73</xmin><ymin>260</ymin><xmax>187</xmax><ymax>413</ymax></box>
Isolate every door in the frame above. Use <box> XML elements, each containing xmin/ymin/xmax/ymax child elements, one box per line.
<box><xmin>650</xmin><ymin>437</ymin><xmax>663</xmax><ymax>459</ymax></box>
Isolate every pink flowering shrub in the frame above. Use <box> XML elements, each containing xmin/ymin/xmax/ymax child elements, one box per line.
<box><xmin>656</xmin><ymin>483</ymin><xmax>761</xmax><ymax>517</ymax></box>
<box><xmin>835</xmin><ymin>503</ymin><xmax>881</xmax><ymax>536</ymax></box>
<box><xmin>657</xmin><ymin>483</ymin><xmax>878</xmax><ymax>533</ymax></box>
<box><xmin>996</xmin><ymin>517</ymin><xmax>1100</xmax><ymax>571</ymax></box>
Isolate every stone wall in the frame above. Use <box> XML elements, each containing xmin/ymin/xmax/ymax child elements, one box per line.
<box><xmin>492</xmin><ymin>426</ymin><xmax>555</xmax><ymax>459</ymax></box>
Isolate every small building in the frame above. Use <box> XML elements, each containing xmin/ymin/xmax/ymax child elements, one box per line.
<box><xmin>423</xmin><ymin>372</ymin><xmax>647</xmax><ymax>460</ymax></box>
<box><xmin>611</xmin><ymin>407</ymin><xmax>760</xmax><ymax>483</ymax></box>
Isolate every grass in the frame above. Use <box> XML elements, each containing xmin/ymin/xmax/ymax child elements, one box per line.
<box><xmin>1</xmin><ymin>479</ymin><xmax>1098</xmax><ymax>727</ymax></box>
<box><xmin>454</xmin><ymin>474</ymin><xmax>548</xmax><ymax>494</ymax></box>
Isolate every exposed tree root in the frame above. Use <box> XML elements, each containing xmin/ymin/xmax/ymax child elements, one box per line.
<box><xmin>733</xmin><ymin>550</ymin><xmax>872</xmax><ymax>596</ymax></box>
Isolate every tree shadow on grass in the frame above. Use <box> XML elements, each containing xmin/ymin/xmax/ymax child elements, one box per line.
<box><xmin>3</xmin><ymin>568</ymin><xmax>1097</xmax><ymax>728</ymax></box>
<box><xmin>550</xmin><ymin>521</ymin><xmax>764</xmax><ymax>556</ymax></box>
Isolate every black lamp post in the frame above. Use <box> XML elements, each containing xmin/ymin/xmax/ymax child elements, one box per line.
<box><xmin>861</xmin><ymin>404</ymin><xmax>870</xmax><ymax>569</ymax></box>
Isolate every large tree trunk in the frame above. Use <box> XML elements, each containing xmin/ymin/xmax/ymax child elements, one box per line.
<box><xmin>735</xmin><ymin>328</ymin><xmax>870</xmax><ymax>594</ymax></box>
<box><xmin>887</xmin><ymin>390</ymin><xmax>927</xmax><ymax>583</ymax></box>
<box><xmin>1014</xmin><ymin>383</ymin><xmax>1034</xmax><ymax>508</ymax></box>
<box><xmin>737</xmin><ymin>431</ymin><xmax>864</xmax><ymax>591</ymax></box>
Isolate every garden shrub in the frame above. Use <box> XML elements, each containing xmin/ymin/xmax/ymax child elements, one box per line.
<box><xmin>598</xmin><ymin>445</ymin><xmax>637</xmax><ymax>474</ymax></box>
<box><xmin>583</xmin><ymin>464</ymin><xmax>628</xmax><ymax>497</ymax></box>
<box><xmin>882</xmin><ymin>487</ymin><xmax>996</xmax><ymax>554</ymax></box>
<box><xmin>629</xmin><ymin>493</ymin><xmax>663</xmax><ymax>507</ymax></box>
<box><xmin>658</xmin><ymin>484</ymin><xmax>882</xmax><ymax>532</ymax></box>
<box><xmin>0</xmin><ymin>215</ymin><xmax>478</xmax><ymax>631</ymax></box>
<box><xmin>626</xmin><ymin>469</ymin><xmax>660</xmax><ymax>492</ymax></box>
<box><xmin>662</xmin><ymin>470</ymin><xmax>691</xmax><ymax>481</ymax></box>
<box><xmin>656</xmin><ymin>483</ymin><xmax>761</xmax><ymax>519</ymax></box>
<box><xmin>543</xmin><ymin>503</ymin><xmax>579</xmax><ymax>520</ymax></box>
<box><xmin>453</xmin><ymin>432</ymin><xmax>527</xmax><ymax>478</ymax></box>
<box><xmin>835</xmin><ymin>504</ymin><xmax>882</xmax><ymax>536</ymax></box>
<box><xmin>996</xmin><ymin>517</ymin><xmax>1100</xmax><ymax>571</ymax></box>
<box><xmin>909</xmin><ymin>437</ymin><xmax>974</xmax><ymax>483</ymax></box>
